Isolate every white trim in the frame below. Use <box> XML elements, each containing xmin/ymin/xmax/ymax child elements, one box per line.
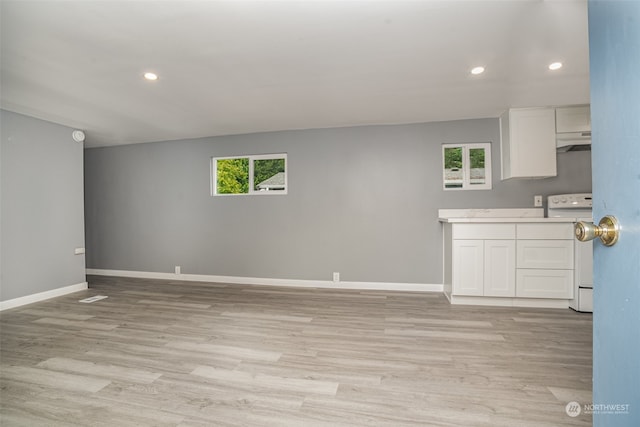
<box><xmin>85</xmin><ymin>269</ymin><xmax>442</xmax><ymax>293</ymax></box>
<box><xmin>449</xmin><ymin>294</ymin><xmax>569</xmax><ymax>309</ymax></box>
<box><xmin>443</xmin><ymin>290</ymin><xmax>453</xmax><ymax>303</ymax></box>
<box><xmin>0</xmin><ymin>282</ymin><xmax>89</xmax><ymax>311</ymax></box>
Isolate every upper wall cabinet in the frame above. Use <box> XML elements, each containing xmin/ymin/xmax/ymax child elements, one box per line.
<box><xmin>500</xmin><ymin>107</ymin><xmax>557</xmax><ymax>180</ymax></box>
<box><xmin>556</xmin><ymin>105</ymin><xmax>591</xmax><ymax>133</ymax></box>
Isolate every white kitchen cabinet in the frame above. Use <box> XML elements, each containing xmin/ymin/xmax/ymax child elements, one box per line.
<box><xmin>451</xmin><ymin>224</ymin><xmax>516</xmax><ymax>297</ymax></box>
<box><xmin>500</xmin><ymin>107</ymin><xmax>557</xmax><ymax>179</ymax></box>
<box><xmin>515</xmin><ymin>223</ymin><xmax>574</xmax><ymax>299</ymax></box>
<box><xmin>556</xmin><ymin>105</ymin><xmax>591</xmax><ymax>133</ymax></box>
<box><xmin>484</xmin><ymin>240</ymin><xmax>516</xmax><ymax>297</ymax></box>
<box><xmin>452</xmin><ymin>240</ymin><xmax>484</xmax><ymax>296</ymax></box>
<box><xmin>443</xmin><ymin>220</ymin><xmax>576</xmax><ymax>307</ymax></box>
<box><xmin>452</xmin><ymin>239</ymin><xmax>515</xmax><ymax>297</ymax></box>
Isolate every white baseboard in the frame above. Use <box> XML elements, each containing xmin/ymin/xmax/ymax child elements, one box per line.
<box><xmin>0</xmin><ymin>282</ymin><xmax>89</xmax><ymax>311</ymax></box>
<box><xmin>85</xmin><ymin>269</ymin><xmax>443</xmax><ymax>293</ymax></box>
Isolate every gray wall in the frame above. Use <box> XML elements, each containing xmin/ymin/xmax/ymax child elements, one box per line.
<box><xmin>1</xmin><ymin>110</ymin><xmax>86</xmax><ymax>301</ymax></box>
<box><xmin>84</xmin><ymin>118</ymin><xmax>591</xmax><ymax>284</ymax></box>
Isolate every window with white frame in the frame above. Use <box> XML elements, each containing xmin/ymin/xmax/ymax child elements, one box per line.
<box><xmin>212</xmin><ymin>153</ymin><xmax>287</xmax><ymax>195</ymax></box>
<box><xmin>442</xmin><ymin>143</ymin><xmax>491</xmax><ymax>190</ymax></box>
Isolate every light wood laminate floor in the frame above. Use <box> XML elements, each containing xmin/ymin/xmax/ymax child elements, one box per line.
<box><xmin>1</xmin><ymin>276</ymin><xmax>593</xmax><ymax>426</ymax></box>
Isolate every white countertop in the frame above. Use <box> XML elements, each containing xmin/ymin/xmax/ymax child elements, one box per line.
<box><xmin>439</xmin><ymin>217</ymin><xmax>577</xmax><ymax>223</ymax></box>
<box><xmin>438</xmin><ymin>208</ymin><xmax>544</xmax><ymax>219</ymax></box>
<box><xmin>437</xmin><ymin>208</ymin><xmax>582</xmax><ymax>223</ymax></box>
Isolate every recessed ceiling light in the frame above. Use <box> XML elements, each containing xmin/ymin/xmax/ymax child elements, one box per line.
<box><xmin>471</xmin><ymin>66</ymin><xmax>485</xmax><ymax>75</ymax></box>
<box><xmin>143</xmin><ymin>72</ymin><xmax>158</xmax><ymax>81</ymax></box>
<box><xmin>549</xmin><ymin>62</ymin><xmax>563</xmax><ymax>71</ymax></box>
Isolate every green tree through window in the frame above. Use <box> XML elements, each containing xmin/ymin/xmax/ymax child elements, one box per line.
<box><xmin>216</xmin><ymin>158</ymin><xmax>249</xmax><ymax>194</ymax></box>
<box><xmin>470</xmin><ymin>148</ymin><xmax>485</xmax><ymax>169</ymax></box>
<box><xmin>444</xmin><ymin>147</ymin><xmax>463</xmax><ymax>169</ymax></box>
<box><xmin>254</xmin><ymin>158</ymin><xmax>285</xmax><ymax>191</ymax></box>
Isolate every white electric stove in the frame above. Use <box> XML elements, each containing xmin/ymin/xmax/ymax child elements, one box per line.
<box><xmin>547</xmin><ymin>193</ymin><xmax>593</xmax><ymax>312</ymax></box>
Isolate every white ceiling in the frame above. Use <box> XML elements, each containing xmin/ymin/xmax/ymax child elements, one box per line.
<box><xmin>0</xmin><ymin>0</ymin><xmax>590</xmax><ymax>148</ymax></box>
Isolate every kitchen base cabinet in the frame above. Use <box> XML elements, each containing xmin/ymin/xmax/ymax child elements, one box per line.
<box><xmin>452</xmin><ymin>239</ymin><xmax>515</xmax><ymax>297</ymax></box>
<box><xmin>515</xmin><ymin>224</ymin><xmax>574</xmax><ymax>300</ymax></box>
<box><xmin>443</xmin><ymin>220</ymin><xmax>576</xmax><ymax>308</ymax></box>
<box><xmin>450</xmin><ymin>224</ymin><xmax>516</xmax><ymax>298</ymax></box>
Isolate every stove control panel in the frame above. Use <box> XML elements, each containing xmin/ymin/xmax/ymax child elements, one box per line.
<box><xmin>547</xmin><ymin>193</ymin><xmax>593</xmax><ymax>209</ymax></box>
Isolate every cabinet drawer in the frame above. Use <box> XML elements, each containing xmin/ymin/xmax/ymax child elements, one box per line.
<box><xmin>453</xmin><ymin>224</ymin><xmax>515</xmax><ymax>240</ymax></box>
<box><xmin>517</xmin><ymin>223</ymin><xmax>574</xmax><ymax>239</ymax></box>
<box><xmin>517</xmin><ymin>240</ymin><xmax>574</xmax><ymax>269</ymax></box>
<box><xmin>516</xmin><ymin>269</ymin><xmax>573</xmax><ymax>299</ymax></box>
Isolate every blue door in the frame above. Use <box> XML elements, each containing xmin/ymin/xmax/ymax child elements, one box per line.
<box><xmin>589</xmin><ymin>2</ymin><xmax>640</xmax><ymax>425</ymax></box>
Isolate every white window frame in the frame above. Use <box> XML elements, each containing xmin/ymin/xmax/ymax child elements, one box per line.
<box><xmin>442</xmin><ymin>143</ymin><xmax>492</xmax><ymax>191</ymax></box>
<box><xmin>211</xmin><ymin>153</ymin><xmax>287</xmax><ymax>196</ymax></box>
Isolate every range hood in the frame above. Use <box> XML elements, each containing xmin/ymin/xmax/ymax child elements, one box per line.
<box><xmin>557</xmin><ymin>131</ymin><xmax>591</xmax><ymax>152</ymax></box>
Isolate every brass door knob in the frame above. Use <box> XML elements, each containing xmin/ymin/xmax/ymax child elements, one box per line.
<box><xmin>575</xmin><ymin>215</ymin><xmax>620</xmax><ymax>246</ymax></box>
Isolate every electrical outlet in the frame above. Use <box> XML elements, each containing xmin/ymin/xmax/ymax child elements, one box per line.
<box><xmin>333</xmin><ymin>272</ymin><xmax>340</xmax><ymax>283</ymax></box>
<box><xmin>534</xmin><ymin>195</ymin><xmax>543</xmax><ymax>207</ymax></box>
<box><xmin>175</xmin><ymin>266</ymin><xmax>181</xmax><ymax>275</ymax></box>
